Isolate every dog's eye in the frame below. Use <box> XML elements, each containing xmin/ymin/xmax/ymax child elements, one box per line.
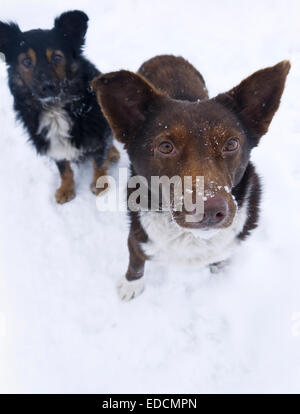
<box><xmin>22</xmin><ymin>57</ymin><xmax>33</xmax><ymax>69</ymax></box>
<box><xmin>52</xmin><ymin>54</ymin><xmax>63</xmax><ymax>64</ymax></box>
<box><xmin>158</xmin><ymin>141</ymin><xmax>175</xmax><ymax>155</ymax></box>
<box><xmin>223</xmin><ymin>138</ymin><xmax>239</xmax><ymax>152</ymax></box>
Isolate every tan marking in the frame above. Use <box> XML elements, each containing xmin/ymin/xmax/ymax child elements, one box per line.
<box><xmin>17</xmin><ymin>49</ymin><xmax>37</xmax><ymax>87</ymax></box>
<box><xmin>55</xmin><ymin>162</ymin><xmax>75</xmax><ymax>204</ymax></box>
<box><xmin>46</xmin><ymin>48</ymin><xmax>53</xmax><ymax>63</ymax></box>
<box><xmin>28</xmin><ymin>48</ymin><xmax>37</xmax><ymax>65</ymax></box>
<box><xmin>55</xmin><ymin>50</ymin><xmax>66</xmax><ymax>80</ymax></box>
<box><xmin>108</xmin><ymin>145</ymin><xmax>120</xmax><ymax>163</ymax></box>
<box><xmin>46</xmin><ymin>48</ymin><xmax>66</xmax><ymax>80</ymax></box>
<box><xmin>90</xmin><ymin>145</ymin><xmax>120</xmax><ymax>195</ymax></box>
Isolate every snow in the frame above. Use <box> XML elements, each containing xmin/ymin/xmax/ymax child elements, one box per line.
<box><xmin>0</xmin><ymin>0</ymin><xmax>300</xmax><ymax>393</ymax></box>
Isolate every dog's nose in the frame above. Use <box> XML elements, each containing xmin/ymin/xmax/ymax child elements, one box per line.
<box><xmin>202</xmin><ymin>196</ymin><xmax>228</xmax><ymax>226</ymax></box>
<box><xmin>41</xmin><ymin>81</ymin><xmax>57</xmax><ymax>95</ymax></box>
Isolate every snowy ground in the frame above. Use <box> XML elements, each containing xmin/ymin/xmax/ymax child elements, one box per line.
<box><xmin>0</xmin><ymin>0</ymin><xmax>300</xmax><ymax>393</ymax></box>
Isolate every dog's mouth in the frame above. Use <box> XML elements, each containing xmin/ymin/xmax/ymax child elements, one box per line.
<box><xmin>33</xmin><ymin>88</ymin><xmax>64</xmax><ymax>104</ymax></box>
<box><xmin>35</xmin><ymin>91</ymin><xmax>82</xmax><ymax>107</ymax></box>
<box><xmin>171</xmin><ymin>210</ymin><xmax>235</xmax><ymax>234</ymax></box>
<box><xmin>38</xmin><ymin>95</ymin><xmax>61</xmax><ymax>104</ymax></box>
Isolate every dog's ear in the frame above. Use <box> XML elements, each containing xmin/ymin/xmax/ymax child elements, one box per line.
<box><xmin>54</xmin><ymin>10</ymin><xmax>88</xmax><ymax>51</ymax></box>
<box><xmin>91</xmin><ymin>70</ymin><xmax>165</xmax><ymax>145</ymax></box>
<box><xmin>0</xmin><ymin>22</ymin><xmax>22</xmax><ymax>60</ymax></box>
<box><xmin>215</xmin><ymin>61</ymin><xmax>290</xmax><ymax>144</ymax></box>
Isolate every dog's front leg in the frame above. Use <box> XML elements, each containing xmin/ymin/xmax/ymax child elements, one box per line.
<box><xmin>90</xmin><ymin>145</ymin><xmax>120</xmax><ymax>195</ymax></box>
<box><xmin>55</xmin><ymin>160</ymin><xmax>76</xmax><ymax>204</ymax></box>
<box><xmin>117</xmin><ymin>233</ymin><xmax>146</xmax><ymax>301</ymax></box>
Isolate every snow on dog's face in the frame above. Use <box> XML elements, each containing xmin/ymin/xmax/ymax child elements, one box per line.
<box><xmin>0</xmin><ymin>11</ymin><xmax>88</xmax><ymax>103</ymax></box>
<box><xmin>92</xmin><ymin>61</ymin><xmax>290</xmax><ymax>230</ymax></box>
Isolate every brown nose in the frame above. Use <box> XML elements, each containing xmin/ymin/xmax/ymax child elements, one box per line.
<box><xmin>202</xmin><ymin>196</ymin><xmax>228</xmax><ymax>226</ymax></box>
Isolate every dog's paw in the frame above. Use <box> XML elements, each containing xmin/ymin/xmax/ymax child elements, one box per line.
<box><xmin>117</xmin><ymin>277</ymin><xmax>145</xmax><ymax>301</ymax></box>
<box><xmin>55</xmin><ymin>186</ymin><xmax>75</xmax><ymax>204</ymax></box>
<box><xmin>209</xmin><ymin>260</ymin><xmax>229</xmax><ymax>274</ymax></box>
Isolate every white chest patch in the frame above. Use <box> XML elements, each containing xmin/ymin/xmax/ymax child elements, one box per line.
<box><xmin>37</xmin><ymin>105</ymin><xmax>82</xmax><ymax>161</ymax></box>
<box><xmin>139</xmin><ymin>202</ymin><xmax>248</xmax><ymax>268</ymax></box>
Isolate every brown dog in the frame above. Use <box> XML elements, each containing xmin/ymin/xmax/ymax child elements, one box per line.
<box><xmin>92</xmin><ymin>55</ymin><xmax>290</xmax><ymax>300</ymax></box>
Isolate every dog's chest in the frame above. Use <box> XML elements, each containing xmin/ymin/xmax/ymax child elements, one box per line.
<box><xmin>139</xmin><ymin>206</ymin><xmax>247</xmax><ymax>267</ymax></box>
<box><xmin>38</xmin><ymin>105</ymin><xmax>82</xmax><ymax>161</ymax></box>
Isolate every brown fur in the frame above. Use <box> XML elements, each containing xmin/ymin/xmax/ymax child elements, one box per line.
<box><xmin>55</xmin><ymin>161</ymin><xmax>75</xmax><ymax>204</ymax></box>
<box><xmin>17</xmin><ymin>48</ymin><xmax>37</xmax><ymax>87</ymax></box>
<box><xmin>92</xmin><ymin>55</ymin><xmax>290</xmax><ymax>284</ymax></box>
<box><xmin>17</xmin><ymin>46</ymin><xmax>68</xmax><ymax>88</ymax></box>
<box><xmin>93</xmin><ymin>57</ymin><xmax>290</xmax><ymax>230</ymax></box>
<box><xmin>107</xmin><ymin>144</ymin><xmax>121</xmax><ymax>163</ymax></box>
<box><xmin>28</xmin><ymin>48</ymin><xmax>37</xmax><ymax>65</ymax></box>
<box><xmin>45</xmin><ymin>48</ymin><xmax>52</xmax><ymax>63</ymax></box>
<box><xmin>126</xmin><ymin>225</ymin><xmax>148</xmax><ymax>281</ymax></box>
<box><xmin>125</xmin><ymin>188</ymin><xmax>149</xmax><ymax>281</ymax></box>
<box><xmin>46</xmin><ymin>48</ymin><xmax>66</xmax><ymax>80</ymax></box>
<box><xmin>90</xmin><ymin>145</ymin><xmax>120</xmax><ymax>195</ymax></box>
<box><xmin>215</xmin><ymin>61</ymin><xmax>291</xmax><ymax>142</ymax></box>
<box><xmin>139</xmin><ymin>55</ymin><xmax>208</xmax><ymax>101</ymax></box>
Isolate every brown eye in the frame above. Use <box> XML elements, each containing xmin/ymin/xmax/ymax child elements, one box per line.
<box><xmin>158</xmin><ymin>141</ymin><xmax>175</xmax><ymax>155</ymax></box>
<box><xmin>223</xmin><ymin>138</ymin><xmax>239</xmax><ymax>152</ymax></box>
<box><xmin>22</xmin><ymin>57</ymin><xmax>32</xmax><ymax>68</ymax></box>
<box><xmin>52</xmin><ymin>54</ymin><xmax>63</xmax><ymax>64</ymax></box>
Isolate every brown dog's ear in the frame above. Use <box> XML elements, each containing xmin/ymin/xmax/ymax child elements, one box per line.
<box><xmin>215</xmin><ymin>61</ymin><xmax>290</xmax><ymax>143</ymax></box>
<box><xmin>91</xmin><ymin>70</ymin><xmax>165</xmax><ymax>145</ymax></box>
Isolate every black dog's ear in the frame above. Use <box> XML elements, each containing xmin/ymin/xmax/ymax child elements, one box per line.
<box><xmin>0</xmin><ymin>21</ymin><xmax>22</xmax><ymax>60</ymax></box>
<box><xmin>215</xmin><ymin>61</ymin><xmax>290</xmax><ymax>144</ymax></box>
<box><xmin>54</xmin><ymin>10</ymin><xmax>88</xmax><ymax>51</ymax></box>
<box><xmin>91</xmin><ymin>70</ymin><xmax>166</xmax><ymax>145</ymax></box>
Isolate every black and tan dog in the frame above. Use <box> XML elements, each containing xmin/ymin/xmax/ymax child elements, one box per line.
<box><xmin>0</xmin><ymin>10</ymin><xmax>119</xmax><ymax>203</ymax></box>
<box><xmin>92</xmin><ymin>55</ymin><xmax>290</xmax><ymax>300</ymax></box>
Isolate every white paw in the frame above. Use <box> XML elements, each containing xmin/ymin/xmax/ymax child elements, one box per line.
<box><xmin>117</xmin><ymin>277</ymin><xmax>145</xmax><ymax>301</ymax></box>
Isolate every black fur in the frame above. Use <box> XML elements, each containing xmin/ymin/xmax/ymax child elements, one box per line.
<box><xmin>232</xmin><ymin>163</ymin><xmax>262</xmax><ymax>240</ymax></box>
<box><xmin>0</xmin><ymin>10</ymin><xmax>111</xmax><ymax>166</ymax></box>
